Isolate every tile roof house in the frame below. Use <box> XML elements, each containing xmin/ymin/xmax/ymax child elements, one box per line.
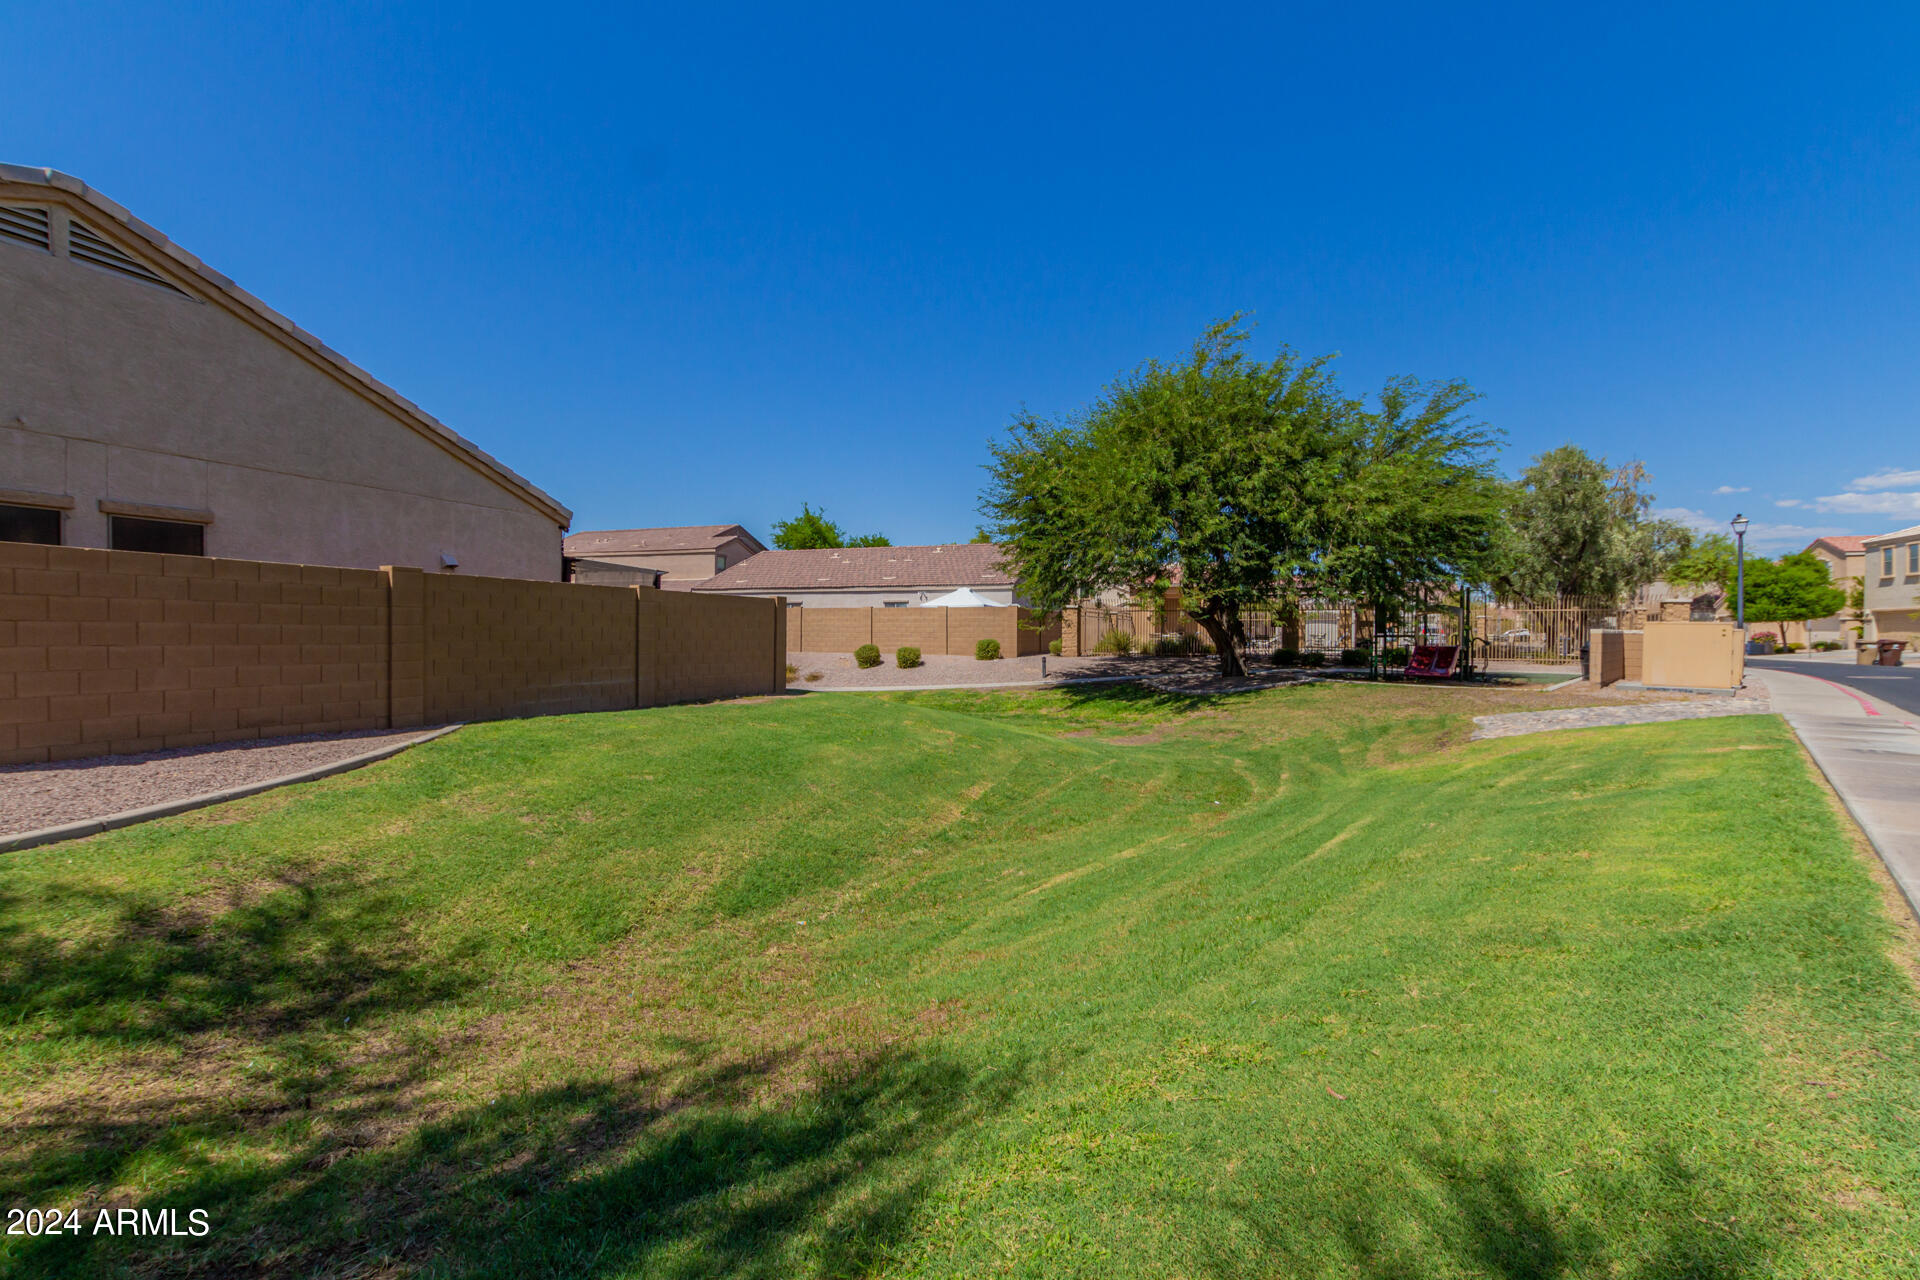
<box><xmin>0</xmin><ymin>166</ymin><xmax>571</xmax><ymax>579</ymax></box>
<box><xmin>563</xmin><ymin>524</ymin><xmax>766</xmax><ymax>589</ymax></box>
<box><xmin>692</xmin><ymin>543</ymin><xmax>1021</xmax><ymax>607</ymax></box>
<box><xmin>1862</xmin><ymin>524</ymin><xmax>1920</xmax><ymax>643</ymax></box>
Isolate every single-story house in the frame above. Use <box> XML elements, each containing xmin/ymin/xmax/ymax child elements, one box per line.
<box><xmin>562</xmin><ymin>524</ymin><xmax>765</xmax><ymax>589</ymax></box>
<box><xmin>0</xmin><ymin>166</ymin><xmax>570</xmax><ymax>578</ymax></box>
<box><xmin>1863</xmin><ymin>525</ymin><xmax>1920</xmax><ymax>642</ymax></box>
<box><xmin>692</xmin><ymin>543</ymin><xmax>1022</xmax><ymax>607</ymax></box>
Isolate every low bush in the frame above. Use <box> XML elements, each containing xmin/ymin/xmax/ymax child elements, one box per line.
<box><xmin>1338</xmin><ymin>648</ymin><xmax>1369</xmax><ymax>667</ymax></box>
<box><xmin>1093</xmin><ymin>630</ymin><xmax>1136</xmax><ymax>655</ymax></box>
<box><xmin>855</xmin><ymin>644</ymin><xmax>882</xmax><ymax>668</ymax></box>
<box><xmin>1298</xmin><ymin>651</ymin><xmax>1325</xmax><ymax>668</ymax></box>
<box><xmin>1383</xmin><ymin>647</ymin><xmax>1410</xmax><ymax>667</ymax></box>
<box><xmin>1782</xmin><ymin>642</ymin><xmax>1803</xmax><ymax>653</ymax></box>
<box><xmin>1273</xmin><ymin>647</ymin><xmax>1302</xmax><ymax>667</ymax></box>
<box><xmin>975</xmin><ymin>638</ymin><xmax>1002</xmax><ymax>661</ymax></box>
<box><xmin>896</xmin><ymin>645</ymin><xmax>922</xmax><ymax>668</ymax></box>
<box><xmin>1151</xmin><ymin>634</ymin><xmax>1187</xmax><ymax>657</ymax></box>
<box><xmin>1815</xmin><ymin>641</ymin><xmax>1843</xmax><ymax>652</ymax></box>
<box><xmin>785</xmin><ymin>663</ymin><xmax>798</xmax><ymax>681</ymax></box>
<box><xmin>804</xmin><ymin>671</ymin><xmax>823</xmax><ymax>682</ymax></box>
<box><xmin>1049</xmin><ymin>638</ymin><xmax>1063</xmax><ymax>656</ymax></box>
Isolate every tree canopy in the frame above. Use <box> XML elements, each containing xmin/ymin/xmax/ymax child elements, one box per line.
<box><xmin>982</xmin><ymin>319</ymin><xmax>1505</xmax><ymax>676</ymax></box>
<box><xmin>1741</xmin><ymin>552</ymin><xmax>1847</xmax><ymax>631</ymax></box>
<box><xmin>770</xmin><ymin>504</ymin><xmax>890</xmax><ymax>550</ymax></box>
<box><xmin>1493</xmin><ymin>447</ymin><xmax>1690</xmax><ymax>601</ymax></box>
<box><xmin>1667</xmin><ymin>532</ymin><xmax>1737</xmax><ymax>594</ymax></box>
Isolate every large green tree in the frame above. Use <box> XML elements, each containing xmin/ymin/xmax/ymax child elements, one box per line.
<box><xmin>1494</xmin><ymin>446</ymin><xmax>1690</xmax><ymax>601</ymax></box>
<box><xmin>769</xmin><ymin>504</ymin><xmax>890</xmax><ymax>550</ymax></box>
<box><xmin>983</xmin><ymin>320</ymin><xmax>1505</xmax><ymax>676</ymax></box>
<box><xmin>1667</xmin><ymin>532</ymin><xmax>1737</xmax><ymax>594</ymax></box>
<box><xmin>1741</xmin><ymin>552</ymin><xmax>1847</xmax><ymax>636</ymax></box>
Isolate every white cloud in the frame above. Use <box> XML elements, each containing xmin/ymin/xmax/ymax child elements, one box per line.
<box><xmin>1848</xmin><ymin>468</ymin><xmax>1920</xmax><ymax>490</ymax></box>
<box><xmin>1711</xmin><ymin>485</ymin><xmax>1750</xmax><ymax>495</ymax></box>
<box><xmin>1797</xmin><ymin>490</ymin><xmax>1920</xmax><ymax>517</ymax></box>
<box><xmin>1654</xmin><ymin>507</ymin><xmax>1836</xmax><ymax>552</ymax></box>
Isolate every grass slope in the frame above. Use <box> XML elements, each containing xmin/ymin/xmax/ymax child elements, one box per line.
<box><xmin>2</xmin><ymin>682</ymin><xmax>1917</xmax><ymax>1278</ymax></box>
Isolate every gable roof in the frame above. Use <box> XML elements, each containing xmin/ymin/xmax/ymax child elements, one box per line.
<box><xmin>0</xmin><ymin>165</ymin><xmax>571</xmax><ymax>527</ymax></box>
<box><xmin>693</xmin><ymin>543</ymin><xmax>1014</xmax><ymax>592</ymax></box>
<box><xmin>1806</xmin><ymin>535</ymin><xmax>1870</xmax><ymax>555</ymax></box>
<box><xmin>564</xmin><ymin>524</ymin><xmax>764</xmax><ymax>556</ymax></box>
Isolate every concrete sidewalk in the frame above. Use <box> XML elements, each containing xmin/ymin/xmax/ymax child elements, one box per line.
<box><xmin>1761</xmin><ymin>668</ymin><xmax>1920</xmax><ymax>921</ymax></box>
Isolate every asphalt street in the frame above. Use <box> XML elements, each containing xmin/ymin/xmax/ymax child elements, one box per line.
<box><xmin>1747</xmin><ymin>656</ymin><xmax>1920</xmax><ymax>718</ymax></box>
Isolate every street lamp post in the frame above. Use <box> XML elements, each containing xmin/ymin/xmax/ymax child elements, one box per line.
<box><xmin>1730</xmin><ymin>513</ymin><xmax>1749</xmax><ymax>631</ymax></box>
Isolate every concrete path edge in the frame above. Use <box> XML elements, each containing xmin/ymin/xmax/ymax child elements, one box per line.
<box><xmin>0</xmin><ymin>724</ymin><xmax>464</xmax><ymax>855</ymax></box>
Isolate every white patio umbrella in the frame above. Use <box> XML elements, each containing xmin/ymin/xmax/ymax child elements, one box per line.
<box><xmin>918</xmin><ymin>587</ymin><xmax>1009</xmax><ymax>607</ymax></box>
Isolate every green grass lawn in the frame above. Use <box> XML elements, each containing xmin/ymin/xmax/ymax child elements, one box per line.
<box><xmin>3</xmin><ymin>682</ymin><xmax>1917</xmax><ymax>1278</ymax></box>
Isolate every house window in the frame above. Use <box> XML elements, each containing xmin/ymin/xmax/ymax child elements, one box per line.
<box><xmin>883</xmin><ymin>601</ymin><xmax>907</xmax><ymax>607</ymax></box>
<box><xmin>0</xmin><ymin>503</ymin><xmax>61</xmax><ymax>545</ymax></box>
<box><xmin>1884</xmin><ymin>547</ymin><xmax>1896</xmax><ymax>578</ymax></box>
<box><xmin>716</xmin><ymin>554</ymin><xmax>727</xmax><ymax>573</ymax></box>
<box><xmin>110</xmin><ymin>516</ymin><xmax>205</xmax><ymax>556</ymax></box>
<box><xmin>1909</xmin><ymin>543</ymin><xmax>1919</xmax><ymax>575</ymax></box>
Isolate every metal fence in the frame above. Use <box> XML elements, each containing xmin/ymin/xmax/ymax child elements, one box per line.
<box><xmin>1074</xmin><ymin>595</ymin><xmax>1627</xmax><ymax>666</ymax></box>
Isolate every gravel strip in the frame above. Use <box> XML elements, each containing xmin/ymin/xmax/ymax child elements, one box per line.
<box><xmin>0</xmin><ymin>727</ymin><xmax>454</xmax><ymax>838</ymax></box>
<box><xmin>1468</xmin><ymin>696</ymin><xmax>1774</xmax><ymax>741</ymax></box>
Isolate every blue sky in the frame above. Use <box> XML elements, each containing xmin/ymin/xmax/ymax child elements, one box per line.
<box><xmin>10</xmin><ymin>3</ymin><xmax>1918</xmax><ymax>552</ymax></box>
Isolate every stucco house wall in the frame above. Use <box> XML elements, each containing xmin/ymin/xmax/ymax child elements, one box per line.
<box><xmin>1863</xmin><ymin>526</ymin><xmax>1920</xmax><ymax>641</ymax></box>
<box><xmin>0</xmin><ymin>167</ymin><xmax>570</xmax><ymax>579</ymax></box>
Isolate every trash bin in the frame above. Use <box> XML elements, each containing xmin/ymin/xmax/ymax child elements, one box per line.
<box><xmin>1857</xmin><ymin>644</ymin><xmax>1878</xmax><ymax>666</ymax></box>
<box><xmin>1876</xmin><ymin>640</ymin><xmax>1908</xmax><ymax>667</ymax></box>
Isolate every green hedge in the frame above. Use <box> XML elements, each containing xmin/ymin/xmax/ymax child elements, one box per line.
<box><xmin>855</xmin><ymin>644</ymin><xmax>882</xmax><ymax>669</ymax></box>
<box><xmin>975</xmin><ymin>638</ymin><xmax>1002</xmax><ymax>661</ymax></box>
<box><xmin>896</xmin><ymin>645</ymin><xmax>922</xmax><ymax>668</ymax></box>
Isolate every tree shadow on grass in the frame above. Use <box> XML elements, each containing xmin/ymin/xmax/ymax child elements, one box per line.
<box><xmin>1195</xmin><ymin>1137</ymin><xmax>1768</xmax><ymax>1280</ymax></box>
<box><xmin>8</xmin><ymin>1044</ymin><xmax>1019</xmax><ymax>1280</ymax></box>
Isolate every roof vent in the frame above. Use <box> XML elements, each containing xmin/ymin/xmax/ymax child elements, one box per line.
<box><xmin>68</xmin><ymin>218</ymin><xmax>185</xmax><ymax>294</ymax></box>
<box><xmin>0</xmin><ymin>205</ymin><xmax>51</xmax><ymax>253</ymax></box>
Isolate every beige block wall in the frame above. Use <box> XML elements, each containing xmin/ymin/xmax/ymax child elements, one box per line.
<box><xmin>1641</xmin><ymin>622</ymin><xmax>1743</xmax><ymax>690</ymax></box>
<box><xmin>0</xmin><ymin>204</ymin><xmax>565</xmax><ymax>580</ymax></box>
<box><xmin>0</xmin><ymin>544</ymin><xmax>783</xmax><ymax>765</ymax></box>
<box><xmin>0</xmin><ymin>542</ymin><xmax>389</xmax><ymax>763</ymax></box>
<box><xmin>424</xmin><ymin>575</ymin><xmax>638</xmax><ymax>724</ymax></box>
<box><xmin>785</xmin><ymin>606</ymin><xmax>1053</xmax><ymax>657</ymax></box>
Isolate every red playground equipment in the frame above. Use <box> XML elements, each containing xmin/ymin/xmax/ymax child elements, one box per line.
<box><xmin>1403</xmin><ymin>644</ymin><xmax>1462</xmax><ymax>679</ymax></box>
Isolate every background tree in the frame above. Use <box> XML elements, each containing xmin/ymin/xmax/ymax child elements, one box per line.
<box><xmin>1667</xmin><ymin>532</ymin><xmax>1737</xmax><ymax>594</ymax></box>
<box><xmin>1315</xmin><ymin>376</ymin><xmax>1508</xmax><ymax>638</ymax></box>
<box><xmin>1741</xmin><ymin>552</ymin><xmax>1847</xmax><ymax>643</ymax></box>
<box><xmin>983</xmin><ymin>319</ymin><xmax>1502</xmax><ymax>676</ymax></box>
<box><xmin>770</xmin><ymin>504</ymin><xmax>889</xmax><ymax>550</ymax></box>
<box><xmin>969</xmin><ymin>527</ymin><xmax>993</xmax><ymax>543</ymax></box>
<box><xmin>1494</xmin><ymin>446</ymin><xmax>1689</xmax><ymax>601</ymax></box>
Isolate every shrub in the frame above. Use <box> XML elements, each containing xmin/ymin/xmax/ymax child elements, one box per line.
<box><xmin>785</xmin><ymin>663</ymin><xmax>798</xmax><ymax>681</ymax></box>
<box><xmin>975</xmin><ymin>638</ymin><xmax>1002</xmax><ymax>661</ymax></box>
<box><xmin>1338</xmin><ymin>648</ymin><xmax>1369</xmax><ymax>667</ymax></box>
<box><xmin>1782</xmin><ymin>642</ymin><xmax>1803</xmax><ymax>653</ymax></box>
<box><xmin>804</xmin><ymin>671</ymin><xmax>823</xmax><ymax>682</ymax></box>
<box><xmin>1092</xmin><ymin>630</ymin><xmax>1135</xmax><ymax>655</ymax></box>
<box><xmin>1273</xmin><ymin>647</ymin><xmax>1302</xmax><ymax>667</ymax></box>
<box><xmin>1049</xmin><ymin>638</ymin><xmax>1063</xmax><ymax>656</ymax></box>
<box><xmin>1151</xmin><ymin>634</ymin><xmax>1187</xmax><ymax>657</ymax></box>
<box><xmin>855</xmin><ymin>644</ymin><xmax>882</xmax><ymax>668</ymax></box>
<box><xmin>1383</xmin><ymin>647</ymin><xmax>1409</xmax><ymax>667</ymax></box>
<box><xmin>1750</xmin><ymin>631</ymin><xmax>1778</xmax><ymax>645</ymax></box>
<box><xmin>1297</xmin><ymin>651</ymin><xmax>1325</xmax><ymax>668</ymax></box>
<box><xmin>1815</xmin><ymin>640</ymin><xmax>1842</xmax><ymax>652</ymax></box>
<box><xmin>896</xmin><ymin>645</ymin><xmax>922</xmax><ymax>668</ymax></box>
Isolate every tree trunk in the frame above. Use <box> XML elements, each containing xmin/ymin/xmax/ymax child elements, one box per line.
<box><xmin>1195</xmin><ymin>613</ymin><xmax>1246</xmax><ymax>678</ymax></box>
